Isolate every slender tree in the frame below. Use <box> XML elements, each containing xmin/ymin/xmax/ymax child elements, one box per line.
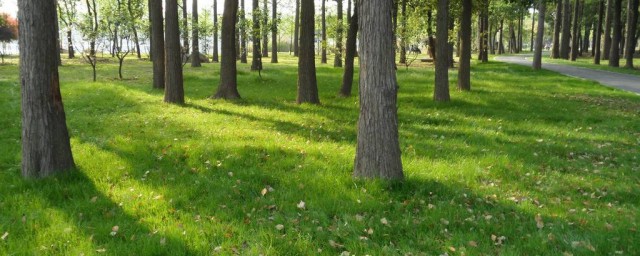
<box><xmin>560</xmin><ymin>0</ymin><xmax>571</xmax><ymax>59</ymax></box>
<box><xmin>191</xmin><ymin>0</ymin><xmax>201</xmax><ymax>67</ymax></box>
<box><xmin>594</xmin><ymin>0</ymin><xmax>604</xmax><ymax>64</ymax></box>
<box><xmin>321</xmin><ymin>0</ymin><xmax>328</xmax><ymax>64</ymax></box>
<box><xmin>434</xmin><ymin>0</ymin><xmax>449</xmax><ymax>102</ymax></box>
<box><xmin>251</xmin><ymin>0</ymin><xmax>262</xmax><ymax>71</ymax></box>
<box><xmin>293</xmin><ymin>0</ymin><xmax>300</xmax><ymax>56</ymax></box>
<box><xmin>624</xmin><ymin>0</ymin><xmax>639</xmax><ymax>68</ymax></box>
<box><xmin>19</xmin><ymin>0</ymin><xmax>76</xmax><ymax>178</ymax></box>
<box><xmin>165</xmin><ymin>0</ymin><xmax>185</xmax><ymax>104</ymax></box>
<box><xmin>213</xmin><ymin>0</ymin><xmax>219</xmax><ymax>62</ymax></box>
<box><xmin>297</xmin><ymin>0</ymin><xmax>319</xmax><ymax>104</ymax></box>
<box><xmin>530</xmin><ymin>5</ymin><xmax>536</xmax><ymax>52</ymax></box>
<box><xmin>551</xmin><ymin>0</ymin><xmax>562</xmax><ymax>58</ymax></box>
<box><xmin>398</xmin><ymin>0</ymin><xmax>407</xmax><ymax>64</ymax></box>
<box><xmin>570</xmin><ymin>0</ymin><xmax>580</xmax><ymax>61</ymax></box>
<box><xmin>271</xmin><ymin>0</ymin><xmax>278</xmax><ymax>63</ymax></box>
<box><xmin>150</xmin><ymin>0</ymin><xmax>165</xmax><ymax>88</ymax></box>
<box><xmin>58</xmin><ymin>0</ymin><xmax>77</xmax><ymax>59</ymax></box>
<box><xmin>458</xmin><ymin>0</ymin><xmax>471</xmax><ymax>91</ymax></box>
<box><xmin>214</xmin><ymin>0</ymin><xmax>241</xmax><ymax>99</ymax></box>
<box><xmin>240</xmin><ymin>0</ymin><xmax>248</xmax><ymax>63</ymax></box>
<box><xmin>340</xmin><ymin>0</ymin><xmax>358</xmax><ymax>97</ymax></box>
<box><xmin>534</xmin><ymin>0</ymin><xmax>546</xmax><ymax>70</ymax></box>
<box><xmin>126</xmin><ymin>0</ymin><xmax>143</xmax><ymax>59</ymax></box>
<box><xmin>334</xmin><ymin>0</ymin><xmax>343</xmax><ymax>67</ymax></box>
<box><xmin>182</xmin><ymin>0</ymin><xmax>189</xmax><ymax>54</ymax></box>
<box><xmin>262</xmin><ymin>0</ymin><xmax>269</xmax><ymax>57</ymax></box>
<box><xmin>609</xmin><ymin>0</ymin><xmax>621</xmax><ymax>67</ymax></box>
<box><xmin>603</xmin><ymin>0</ymin><xmax>613</xmax><ymax>59</ymax></box>
<box><xmin>353</xmin><ymin>0</ymin><xmax>403</xmax><ymax>179</ymax></box>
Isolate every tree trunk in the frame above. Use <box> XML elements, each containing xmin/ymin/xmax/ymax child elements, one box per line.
<box><xmin>271</xmin><ymin>0</ymin><xmax>278</xmax><ymax>63</ymax></box>
<box><xmin>603</xmin><ymin>0</ymin><xmax>613</xmax><ymax>60</ymax></box>
<box><xmin>294</xmin><ymin>0</ymin><xmax>300</xmax><ymax>57</ymax></box>
<box><xmin>427</xmin><ymin>10</ymin><xmax>436</xmax><ymax>60</ymax></box>
<box><xmin>182</xmin><ymin>0</ymin><xmax>189</xmax><ymax>55</ymax></box>
<box><xmin>609</xmin><ymin>0</ymin><xmax>621</xmax><ymax>66</ymax></box>
<box><xmin>533</xmin><ymin>0</ymin><xmax>546</xmax><ymax>70</ymax></box>
<box><xmin>353</xmin><ymin>0</ymin><xmax>403</xmax><ymax>180</ymax></box>
<box><xmin>517</xmin><ymin>10</ymin><xmax>523</xmax><ymax>52</ymax></box>
<box><xmin>458</xmin><ymin>0</ymin><xmax>471</xmax><ymax>91</ymax></box>
<box><xmin>340</xmin><ymin>3</ymin><xmax>358</xmax><ymax>97</ymax></box>
<box><xmin>399</xmin><ymin>0</ymin><xmax>407</xmax><ymax>64</ymax></box>
<box><xmin>214</xmin><ymin>0</ymin><xmax>241</xmax><ymax>99</ymax></box>
<box><xmin>552</xmin><ymin>0</ymin><xmax>562</xmax><ymax>58</ymax></box>
<box><xmin>594</xmin><ymin>0</ymin><xmax>604</xmax><ymax>64</ymax></box>
<box><xmin>478</xmin><ymin>12</ymin><xmax>484</xmax><ymax>60</ymax></box>
<box><xmin>262</xmin><ymin>0</ymin><xmax>269</xmax><ymax>57</ymax></box>
<box><xmin>531</xmin><ymin>6</ymin><xmax>536</xmax><ymax>52</ymax></box>
<box><xmin>240</xmin><ymin>0</ymin><xmax>248</xmax><ymax>63</ymax></box>
<box><xmin>583</xmin><ymin>18</ymin><xmax>592</xmax><ymax>55</ymax></box>
<box><xmin>251</xmin><ymin>0</ymin><xmax>262</xmax><ymax>71</ymax></box>
<box><xmin>213</xmin><ymin>0</ymin><xmax>219</xmax><ymax>62</ymax></box>
<box><xmin>434</xmin><ymin>0</ymin><xmax>450</xmax><ymax>102</ymax></box>
<box><xmin>334</xmin><ymin>0</ymin><xmax>344</xmax><ymax>67</ymax></box>
<box><xmin>191</xmin><ymin>0</ymin><xmax>202</xmax><ymax>67</ymax></box>
<box><xmin>560</xmin><ymin>0</ymin><xmax>571</xmax><ymax>59</ymax></box>
<box><xmin>570</xmin><ymin>0</ymin><xmax>580</xmax><ymax>61</ymax></box>
<box><xmin>482</xmin><ymin>8</ymin><xmax>489</xmax><ymax>62</ymax></box>
<box><xmin>321</xmin><ymin>0</ymin><xmax>328</xmax><ymax>64</ymax></box>
<box><xmin>499</xmin><ymin>20</ymin><xmax>505</xmax><ymax>54</ymax></box>
<box><xmin>127</xmin><ymin>0</ymin><xmax>142</xmax><ymax>59</ymax></box>
<box><xmin>150</xmin><ymin>0</ymin><xmax>165</xmax><ymax>89</ymax></box>
<box><xmin>165</xmin><ymin>0</ymin><xmax>185</xmax><ymax>104</ymax></box>
<box><xmin>19</xmin><ymin>0</ymin><xmax>76</xmax><ymax>178</ymax></box>
<box><xmin>67</xmin><ymin>30</ymin><xmax>75</xmax><ymax>59</ymax></box>
<box><xmin>297</xmin><ymin>0</ymin><xmax>319</xmax><ymax>104</ymax></box>
<box><xmin>624</xmin><ymin>0</ymin><xmax>639</xmax><ymax>68</ymax></box>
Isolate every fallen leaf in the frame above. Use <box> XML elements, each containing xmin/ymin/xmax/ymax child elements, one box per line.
<box><xmin>468</xmin><ymin>240</ymin><xmax>478</xmax><ymax>247</ymax></box>
<box><xmin>380</xmin><ymin>218</ymin><xmax>389</xmax><ymax>226</ymax></box>
<box><xmin>275</xmin><ymin>224</ymin><xmax>284</xmax><ymax>230</ymax></box>
<box><xmin>329</xmin><ymin>240</ymin><xmax>344</xmax><ymax>248</ymax></box>
<box><xmin>535</xmin><ymin>214</ymin><xmax>544</xmax><ymax>229</ymax></box>
<box><xmin>448</xmin><ymin>246</ymin><xmax>456</xmax><ymax>252</ymax></box>
<box><xmin>90</xmin><ymin>196</ymin><xmax>98</xmax><ymax>203</ymax></box>
<box><xmin>96</xmin><ymin>248</ymin><xmax>106</xmax><ymax>253</ymax></box>
<box><xmin>260</xmin><ymin>188</ymin><xmax>268</xmax><ymax>196</ymax></box>
<box><xmin>110</xmin><ymin>226</ymin><xmax>119</xmax><ymax>236</ymax></box>
<box><xmin>366</xmin><ymin>228</ymin><xmax>374</xmax><ymax>235</ymax></box>
<box><xmin>160</xmin><ymin>237</ymin><xmax>166</xmax><ymax>245</ymax></box>
<box><xmin>355</xmin><ymin>214</ymin><xmax>364</xmax><ymax>222</ymax></box>
<box><xmin>1</xmin><ymin>232</ymin><xmax>8</xmax><ymax>240</ymax></box>
<box><xmin>297</xmin><ymin>201</ymin><xmax>306</xmax><ymax>210</ymax></box>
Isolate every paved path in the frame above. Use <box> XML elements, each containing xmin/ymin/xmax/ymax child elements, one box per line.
<box><xmin>495</xmin><ymin>55</ymin><xmax>640</xmax><ymax>94</ymax></box>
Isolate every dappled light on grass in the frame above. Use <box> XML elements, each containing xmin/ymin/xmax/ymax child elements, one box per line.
<box><xmin>0</xmin><ymin>56</ymin><xmax>639</xmax><ymax>254</ymax></box>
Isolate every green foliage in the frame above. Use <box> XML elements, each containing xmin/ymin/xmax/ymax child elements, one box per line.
<box><xmin>0</xmin><ymin>55</ymin><xmax>639</xmax><ymax>254</ymax></box>
<box><xmin>0</xmin><ymin>14</ymin><xmax>17</xmax><ymax>42</ymax></box>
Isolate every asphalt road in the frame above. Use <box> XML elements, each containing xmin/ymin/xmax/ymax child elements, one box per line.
<box><xmin>495</xmin><ymin>55</ymin><xmax>640</xmax><ymax>94</ymax></box>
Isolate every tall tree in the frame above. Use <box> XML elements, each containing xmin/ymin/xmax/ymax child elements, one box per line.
<box><xmin>624</xmin><ymin>0</ymin><xmax>639</xmax><ymax>68</ymax></box>
<box><xmin>19</xmin><ymin>0</ymin><xmax>76</xmax><ymax>178</ymax></box>
<box><xmin>340</xmin><ymin>0</ymin><xmax>358</xmax><ymax>97</ymax></box>
<box><xmin>434</xmin><ymin>0</ymin><xmax>449</xmax><ymax>102</ymax></box>
<box><xmin>608</xmin><ymin>0</ymin><xmax>621</xmax><ymax>67</ymax></box>
<box><xmin>126</xmin><ymin>0</ymin><xmax>144</xmax><ymax>59</ymax></box>
<box><xmin>321</xmin><ymin>0</ymin><xmax>328</xmax><ymax>64</ymax></box>
<box><xmin>191</xmin><ymin>0</ymin><xmax>202</xmax><ymax>67</ymax></box>
<box><xmin>150</xmin><ymin>0</ymin><xmax>165</xmax><ymax>89</ymax></box>
<box><xmin>214</xmin><ymin>0</ymin><xmax>241</xmax><ymax>99</ymax></box>
<box><xmin>398</xmin><ymin>0</ymin><xmax>407</xmax><ymax>64</ymax></box>
<box><xmin>58</xmin><ymin>0</ymin><xmax>78</xmax><ymax>59</ymax></box>
<box><xmin>457</xmin><ymin>0</ymin><xmax>471</xmax><ymax>91</ymax></box>
<box><xmin>334</xmin><ymin>0</ymin><xmax>343</xmax><ymax>67</ymax></box>
<box><xmin>530</xmin><ymin>5</ymin><xmax>536</xmax><ymax>52</ymax></box>
<box><xmin>560</xmin><ymin>0</ymin><xmax>571</xmax><ymax>59</ymax></box>
<box><xmin>182</xmin><ymin>0</ymin><xmax>189</xmax><ymax>54</ymax></box>
<box><xmin>213</xmin><ymin>0</ymin><xmax>219</xmax><ymax>62</ymax></box>
<box><xmin>570</xmin><ymin>0</ymin><xmax>581</xmax><ymax>61</ymax></box>
<box><xmin>251</xmin><ymin>0</ymin><xmax>262</xmax><ymax>71</ymax></box>
<box><xmin>262</xmin><ymin>0</ymin><xmax>269</xmax><ymax>57</ymax></box>
<box><xmin>296</xmin><ymin>0</ymin><xmax>319</xmax><ymax>104</ymax></box>
<box><xmin>603</xmin><ymin>0</ymin><xmax>612</xmax><ymax>60</ymax></box>
<box><xmin>533</xmin><ymin>0</ymin><xmax>546</xmax><ymax>70</ymax></box>
<box><xmin>293</xmin><ymin>0</ymin><xmax>300</xmax><ymax>56</ymax></box>
<box><xmin>165</xmin><ymin>0</ymin><xmax>185</xmax><ymax>103</ymax></box>
<box><xmin>270</xmin><ymin>0</ymin><xmax>278</xmax><ymax>63</ymax></box>
<box><xmin>594</xmin><ymin>0</ymin><xmax>604</xmax><ymax>64</ymax></box>
<box><xmin>353</xmin><ymin>0</ymin><xmax>403</xmax><ymax>179</ymax></box>
<box><xmin>551</xmin><ymin>0</ymin><xmax>562</xmax><ymax>58</ymax></box>
<box><xmin>240</xmin><ymin>0</ymin><xmax>248</xmax><ymax>63</ymax></box>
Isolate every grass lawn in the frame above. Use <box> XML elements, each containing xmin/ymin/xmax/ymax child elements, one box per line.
<box><xmin>1</xmin><ymin>54</ymin><xmax>639</xmax><ymax>255</ymax></box>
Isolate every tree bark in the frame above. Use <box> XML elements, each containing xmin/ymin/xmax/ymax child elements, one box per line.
<box><xmin>321</xmin><ymin>0</ymin><xmax>328</xmax><ymax>64</ymax></box>
<box><xmin>399</xmin><ymin>0</ymin><xmax>407</xmax><ymax>64</ymax></box>
<box><xmin>570</xmin><ymin>0</ymin><xmax>580</xmax><ymax>61</ymax></box>
<box><xmin>191</xmin><ymin>0</ymin><xmax>202</xmax><ymax>67</ymax></box>
<box><xmin>353</xmin><ymin>0</ymin><xmax>403</xmax><ymax>180</ymax></box>
<box><xmin>334</xmin><ymin>0</ymin><xmax>344</xmax><ymax>67</ymax></box>
<box><xmin>294</xmin><ymin>0</ymin><xmax>300</xmax><ymax>57</ymax></box>
<box><xmin>609</xmin><ymin>0</ymin><xmax>621</xmax><ymax>66</ymax></box>
<box><xmin>533</xmin><ymin>1</ymin><xmax>546</xmax><ymax>70</ymax></box>
<box><xmin>165</xmin><ymin>0</ymin><xmax>185</xmax><ymax>104</ymax></box>
<box><xmin>150</xmin><ymin>0</ymin><xmax>165</xmax><ymax>89</ymax></box>
<box><xmin>240</xmin><ymin>0</ymin><xmax>248</xmax><ymax>63</ymax></box>
<box><xmin>458</xmin><ymin>0</ymin><xmax>471</xmax><ymax>91</ymax></box>
<box><xmin>213</xmin><ymin>0</ymin><xmax>219</xmax><ymax>62</ymax></box>
<box><xmin>434</xmin><ymin>0</ymin><xmax>449</xmax><ymax>102</ymax></box>
<box><xmin>560</xmin><ymin>0</ymin><xmax>571</xmax><ymax>59</ymax></box>
<box><xmin>340</xmin><ymin>2</ymin><xmax>358</xmax><ymax>97</ymax></box>
<box><xmin>271</xmin><ymin>0</ymin><xmax>278</xmax><ymax>63</ymax></box>
<box><xmin>531</xmin><ymin>6</ymin><xmax>536</xmax><ymax>52</ymax></box>
<box><xmin>552</xmin><ymin>0</ymin><xmax>562</xmax><ymax>58</ymax></box>
<box><xmin>127</xmin><ymin>0</ymin><xmax>142</xmax><ymax>59</ymax></box>
<box><xmin>297</xmin><ymin>0</ymin><xmax>319</xmax><ymax>104</ymax></box>
<box><xmin>595</xmin><ymin>0</ymin><xmax>604</xmax><ymax>64</ymax></box>
<box><xmin>482</xmin><ymin>8</ymin><xmax>489</xmax><ymax>62</ymax></box>
<box><xmin>499</xmin><ymin>20</ymin><xmax>505</xmax><ymax>54</ymax></box>
<box><xmin>603</xmin><ymin>0</ymin><xmax>613</xmax><ymax>60</ymax></box>
<box><xmin>477</xmin><ymin>10</ymin><xmax>484</xmax><ymax>60</ymax></box>
<box><xmin>251</xmin><ymin>0</ymin><xmax>262</xmax><ymax>71</ymax></box>
<box><xmin>624</xmin><ymin>0</ymin><xmax>639</xmax><ymax>68</ymax></box>
<box><xmin>19</xmin><ymin>0</ymin><xmax>76</xmax><ymax>178</ymax></box>
<box><xmin>262</xmin><ymin>0</ymin><xmax>269</xmax><ymax>57</ymax></box>
<box><xmin>214</xmin><ymin>0</ymin><xmax>241</xmax><ymax>99</ymax></box>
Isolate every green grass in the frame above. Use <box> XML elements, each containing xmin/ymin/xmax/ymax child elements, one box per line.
<box><xmin>542</xmin><ymin>54</ymin><xmax>640</xmax><ymax>76</ymax></box>
<box><xmin>1</xmin><ymin>54</ymin><xmax>639</xmax><ymax>255</ymax></box>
